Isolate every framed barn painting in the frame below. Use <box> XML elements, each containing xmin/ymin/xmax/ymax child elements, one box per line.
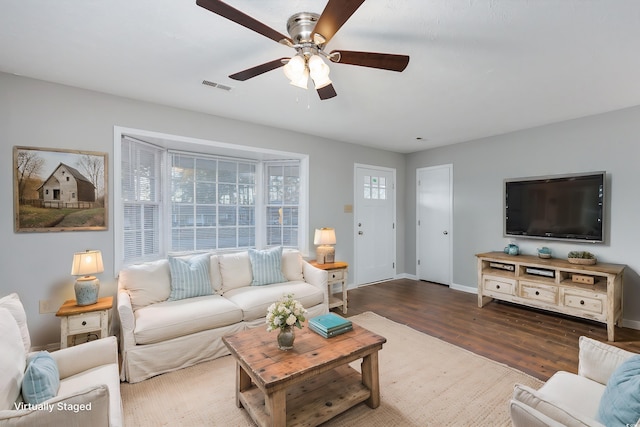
<box><xmin>13</xmin><ymin>146</ymin><xmax>108</xmax><ymax>232</ymax></box>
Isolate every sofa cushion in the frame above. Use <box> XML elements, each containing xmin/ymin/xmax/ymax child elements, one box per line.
<box><xmin>168</xmin><ymin>253</ymin><xmax>213</xmax><ymax>301</ymax></box>
<box><xmin>224</xmin><ymin>281</ymin><xmax>324</xmax><ymax>322</ymax></box>
<box><xmin>282</xmin><ymin>250</ymin><xmax>304</xmax><ymax>281</ymax></box>
<box><xmin>248</xmin><ymin>246</ymin><xmax>287</xmax><ymax>286</ymax></box>
<box><xmin>0</xmin><ymin>293</ymin><xmax>31</xmax><ymax>352</ymax></box>
<box><xmin>133</xmin><ymin>295</ymin><xmax>243</xmax><ymax>345</ymax></box>
<box><xmin>21</xmin><ymin>351</ymin><xmax>60</xmax><ymax>405</ymax></box>
<box><xmin>513</xmin><ymin>380</ymin><xmax>603</xmax><ymax>427</ymax></box>
<box><xmin>119</xmin><ymin>259</ymin><xmax>171</xmax><ymax>311</ymax></box>
<box><xmin>597</xmin><ymin>355</ymin><xmax>640</xmax><ymax>426</ymax></box>
<box><xmin>219</xmin><ymin>252</ymin><xmax>253</xmax><ymax>292</ymax></box>
<box><xmin>0</xmin><ymin>308</ymin><xmax>26</xmax><ymax>411</ymax></box>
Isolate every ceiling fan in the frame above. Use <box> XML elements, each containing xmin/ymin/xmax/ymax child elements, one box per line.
<box><xmin>196</xmin><ymin>0</ymin><xmax>410</xmax><ymax>100</ymax></box>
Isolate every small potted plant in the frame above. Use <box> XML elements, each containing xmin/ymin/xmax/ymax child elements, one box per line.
<box><xmin>567</xmin><ymin>251</ymin><xmax>597</xmax><ymax>265</ymax></box>
<box><xmin>266</xmin><ymin>294</ymin><xmax>307</xmax><ymax>350</ymax></box>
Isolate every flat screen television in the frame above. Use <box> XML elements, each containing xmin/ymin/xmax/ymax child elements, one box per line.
<box><xmin>504</xmin><ymin>172</ymin><xmax>605</xmax><ymax>242</ymax></box>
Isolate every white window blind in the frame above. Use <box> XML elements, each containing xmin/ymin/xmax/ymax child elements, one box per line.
<box><xmin>266</xmin><ymin>163</ymin><xmax>300</xmax><ymax>247</ymax></box>
<box><xmin>170</xmin><ymin>152</ymin><xmax>256</xmax><ymax>251</ymax></box>
<box><xmin>121</xmin><ymin>137</ymin><xmax>163</xmax><ymax>263</ymax></box>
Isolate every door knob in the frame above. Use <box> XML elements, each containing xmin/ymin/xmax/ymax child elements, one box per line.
<box><xmin>443</xmin><ymin>231</ymin><xmax>448</xmax><ymax>235</ymax></box>
<box><xmin>358</xmin><ymin>231</ymin><xmax>364</xmax><ymax>235</ymax></box>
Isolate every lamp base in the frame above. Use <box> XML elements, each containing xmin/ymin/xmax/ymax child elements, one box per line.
<box><xmin>316</xmin><ymin>245</ymin><xmax>335</xmax><ymax>265</ymax></box>
<box><xmin>75</xmin><ymin>276</ymin><xmax>100</xmax><ymax>306</ymax></box>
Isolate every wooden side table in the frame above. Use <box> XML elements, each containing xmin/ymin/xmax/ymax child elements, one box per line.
<box><xmin>55</xmin><ymin>296</ymin><xmax>113</xmax><ymax>348</ymax></box>
<box><xmin>309</xmin><ymin>261</ymin><xmax>349</xmax><ymax>314</ymax></box>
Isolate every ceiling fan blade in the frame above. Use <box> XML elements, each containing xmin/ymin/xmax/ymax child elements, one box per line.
<box><xmin>317</xmin><ymin>84</ymin><xmax>337</xmax><ymax>100</ymax></box>
<box><xmin>313</xmin><ymin>0</ymin><xmax>366</xmax><ymax>45</ymax></box>
<box><xmin>330</xmin><ymin>50</ymin><xmax>410</xmax><ymax>72</ymax></box>
<box><xmin>196</xmin><ymin>0</ymin><xmax>293</xmax><ymax>45</ymax></box>
<box><xmin>229</xmin><ymin>58</ymin><xmax>288</xmax><ymax>81</ymax></box>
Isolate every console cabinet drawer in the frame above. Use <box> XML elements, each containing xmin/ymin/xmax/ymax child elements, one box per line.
<box><xmin>563</xmin><ymin>293</ymin><xmax>604</xmax><ymax>314</ymax></box>
<box><xmin>519</xmin><ymin>281</ymin><xmax>558</xmax><ymax>304</ymax></box>
<box><xmin>483</xmin><ymin>277</ymin><xmax>515</xmax><ymax>296</ymax></box>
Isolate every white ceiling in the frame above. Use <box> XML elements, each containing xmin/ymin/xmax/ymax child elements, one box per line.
<box><xmin>2</xmin><ymin>1</ymin><xmax>640</xmax><ymax>153</ymax></box>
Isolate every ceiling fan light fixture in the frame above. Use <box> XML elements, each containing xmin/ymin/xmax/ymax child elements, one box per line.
<box><xmin>308</xmin><ymin>54</ymin><xmax>332</xmax><ymax>89</ymax></box>
<box><xmin>289</xmin><ymin>67</ymin><xmax>309</xmax><ymax>89</ymax></box>
<box><xmin>283</xmin><ymin>54</ymin><xmax>306</xmax><ymax>81</ymax></box>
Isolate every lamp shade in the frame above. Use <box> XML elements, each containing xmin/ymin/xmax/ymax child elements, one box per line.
<box><xmin>314</xmin><ymin>228</ymin><xmax>336</xmax><ymax>245</ymax></box>
<box><xmin>71</xmin><ymin>250</ymin><xmax>104</xmax><ymax>277</ymax></box>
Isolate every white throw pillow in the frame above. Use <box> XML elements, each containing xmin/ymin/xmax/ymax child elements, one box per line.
<box><xmin>282</xmin><ymin>249</ymin><xmax>304</xmax><ymax>281</ymax></box>
<box><xmin>578</xmin><ymin>336</ymin><xmax>636</xmax><ymax>385</ymax></box>
<box><xmin>219</xmin><ymin>252</ymin><xmax>253</xmax><ymax>292</ymax></box>
<box><xmin>0</xmin><ymin>293</ymin><xmax>31</xmax><ymax>352</ymax></box>
<box><xmin>118</xmin><ymin>259</ymin><xmax>171</xmax><ymax>310</ymax></box>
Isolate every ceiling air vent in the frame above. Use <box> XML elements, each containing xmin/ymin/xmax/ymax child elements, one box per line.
<box><xmin>202</xmin><ymin>80</ymin><xmax>233</xmax><ymax>91</ymax></box>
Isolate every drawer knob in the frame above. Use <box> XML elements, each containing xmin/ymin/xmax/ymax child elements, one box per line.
<box><xmin>535</xmin><ymin>291</ymin><xmax>540</xmax><ymax>296</ymax></box>
<box><xmin>580</xmin><ymin>300</ymin><xmax>585</xmax><ymax>305</ymax></box>
<box><xmin>82</xmin><ymin>321</ymin><xmax>87</xmax><ymax>326</ymax></box>
<box><xmin>496</xmin><ymin>285</ymin><xmax>500</xmax><ymax>289</ymax></box>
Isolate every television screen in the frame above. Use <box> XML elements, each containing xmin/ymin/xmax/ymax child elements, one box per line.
<box><xmin>504</xmin><ymin>172</ymin><xmax>605</xmax><ymax>242</ymax></box>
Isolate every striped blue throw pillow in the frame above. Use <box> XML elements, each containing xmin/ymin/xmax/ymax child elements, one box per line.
<box><xmin>249</xmin><ymin>246</ymin><xmax>287</xmax><ymax>286</ymax></box>
<box><xmin>22</xmin><ymin>351</ymin><xmax>60</xmax><ymax>404</ymax></box>
<box><xmin>168</xmin><ymin>253</ymin><xmax>213</xmax><ymax>301</ymax></box>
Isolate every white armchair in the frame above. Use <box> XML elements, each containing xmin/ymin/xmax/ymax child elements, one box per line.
<box><xmin>0</xmin><ymin>293</ymin><xmax>122</xmax><ymax>427</ymax></box>
<box><xmin>510</xmin><ymin>336</ymin><xmax>638</xmax><ymax>427</ymax></box>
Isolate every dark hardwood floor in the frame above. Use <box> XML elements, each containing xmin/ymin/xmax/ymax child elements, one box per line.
<box><xmin>342</xmin><ymin>279</ymin><xmax>640</xmax><ymax>381</ymax></box>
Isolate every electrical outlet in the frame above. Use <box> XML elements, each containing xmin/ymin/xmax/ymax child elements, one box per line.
<box><xmin>39</xmin><ymin>300</ymin><xmax>55</xmax><ymax>314</ymax></box>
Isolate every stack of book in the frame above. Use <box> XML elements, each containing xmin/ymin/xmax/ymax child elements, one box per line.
<box><xmin>308</xmin><ymin>313</ymin><xmax>353</xmax><ymax>338</ymax></box>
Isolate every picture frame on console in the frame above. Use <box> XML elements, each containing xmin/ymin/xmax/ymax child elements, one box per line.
<box><xmin>13</xmin><ymin>146</ymin><xmax>108</xmax><ymax>232</ymax></box>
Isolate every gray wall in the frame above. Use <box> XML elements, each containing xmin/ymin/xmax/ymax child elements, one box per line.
<box><xmin>405</xmin><ymin>106</ymin><xmax>640</xmax><ymax>327</ymax></box>
<box><xmin>0</xmin><ymin>72</ymin><xmax>405</xmax><ymax>346</ymax></box>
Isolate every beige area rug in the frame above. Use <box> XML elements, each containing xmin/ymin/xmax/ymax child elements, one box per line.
<box><xmin>121</xmin><ymin>312</ymin><xmax>543</xmax><ymax>426</ymax></box>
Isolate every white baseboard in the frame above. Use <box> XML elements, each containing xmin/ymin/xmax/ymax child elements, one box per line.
<box><xmin>622</xmin><ymin>318</ymin><xmax>640</xmax><ymax>331</ymax></box>
<box><xmin>450</xmin><ymin>283</ymin><xmax>477</xmax><ymax>294</ymax></box>
<box><xmin>31</xmin><ymin>342</ymin><xmax>60</xmax><ymax>352</ymax></box>
<box><xmin>395</xmin><ymin>273</ymin><xmax>417</xmax><ymax>280</ymax></box>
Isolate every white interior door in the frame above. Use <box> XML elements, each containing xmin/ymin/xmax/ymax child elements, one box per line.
<box><xmin>354</xmin><ymin>165</ymin><xmax>396</xmax><ymax>285</ymax></box>
<box><xmin>417</xmin><ymin>165</ymin><xmax>452</xmax><ymax>285</ymax></box>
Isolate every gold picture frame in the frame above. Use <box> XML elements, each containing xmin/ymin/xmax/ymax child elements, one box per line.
<box><xmin>13</xmin><ymin>146</ymin><xmax>108</xmax><ymax>232</ymax></box>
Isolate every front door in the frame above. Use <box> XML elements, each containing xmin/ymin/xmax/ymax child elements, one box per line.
<box><xmin>354</xmin><ymin>164</ymin><xmax>396</xmax><ymax>285</ymax></box>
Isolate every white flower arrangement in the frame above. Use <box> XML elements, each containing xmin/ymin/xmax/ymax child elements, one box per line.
<box><xmin>266</xmin><ymin>294</ymin><xmax>307</xmax><ymax>332</ymax></box>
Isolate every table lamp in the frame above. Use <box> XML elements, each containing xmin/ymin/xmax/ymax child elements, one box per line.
<box><xmin>71</xmin><ymin>250</ymin><xmax>104</xmax><ymax>306</ymax></box>
<box><xmin>314</xmin><ymin>228</ymin><xmax>336</xmax><ymax>264</ymax></box>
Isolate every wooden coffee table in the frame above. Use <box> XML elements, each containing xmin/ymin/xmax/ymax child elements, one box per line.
<box><xmin>222</xmin><ymin>320</ymin><xmax>386</xmax><ymax>427</ymax></box>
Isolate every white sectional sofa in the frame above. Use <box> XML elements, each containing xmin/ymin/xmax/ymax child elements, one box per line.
<box><xmin>117</xmin><ymin>248</ymin><xmax>329</xmax><ymax>383</ymax></box>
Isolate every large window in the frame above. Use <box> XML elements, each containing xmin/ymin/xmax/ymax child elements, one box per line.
<box><xmin>116</xmin><ymin>131</ymin><xmax>307</xmax><ymax>268</ymax></box>
<box><xmin>170</xmin><ymin>152</ymin><xmax>256</xmax><ymax>251</ymax></box>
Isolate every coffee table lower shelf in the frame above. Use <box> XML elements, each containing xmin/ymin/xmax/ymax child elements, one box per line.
<box><xmin>239</xmin><ymin>365</ymin><xmax>370</xmax><ymax>427</ymax></box>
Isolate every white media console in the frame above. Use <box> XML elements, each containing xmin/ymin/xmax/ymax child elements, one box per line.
<box><xmin>476</xmin><ymin>251</ymin><xmax>625</xmax><ymax>341</ymax></box>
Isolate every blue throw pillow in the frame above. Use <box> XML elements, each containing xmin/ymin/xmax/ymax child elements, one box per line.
<box><xmin>248</xmin><ymin>246</ymin><xmax>287</xmax><ymax>286</ymax></box>
<box><xmin>22</xmin><ymin>351</ymin><xmax>60</xmax><ymax>404</ymax></box>
<box><xmin>597</xmin><ymin>354</ymin><xmax>640</xmax><ymax>426</ymax></box>
<box><xmin>168</xmin><ymin>253</ymin><xmax>213</xmax><ymax>301</ymax></box>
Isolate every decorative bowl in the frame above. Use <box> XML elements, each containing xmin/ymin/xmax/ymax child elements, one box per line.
<box><xmin>538</xmin><ymin>253</ymin><xmax>552</xmax><ymax>259</ymax></box>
